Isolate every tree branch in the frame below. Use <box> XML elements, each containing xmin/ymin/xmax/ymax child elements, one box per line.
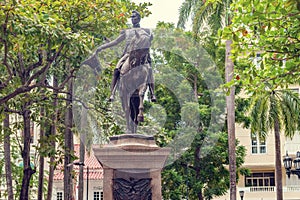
<box><xmin>57</xmin><ymin>96</ymin><xmax>110</xmax><ymax>112</ymax></box>
<box><xmin>4</xmin><ymin>107</ymin><xmax>22</xmax><ymax>115</ymax></box>
<box><xmin>270</xmin><ymin>55</ymin><xmax>300</xmax><ymax>61</ymax></box>
<box><xmin>0</xmin><ymin>84</ymin><xmax>39</xmax><ymax>105</ymax></box>
<box><xmin>57</xmin><ymin>68</ymin><xmax>77</xmax><ymax>89</ymax></box>
<box><xmin>26</xmin><ymin>43</ymin><xmax>65</xmax><ymax>86</ymax></box>
<box><xmin>2</xmin><ymin>10</ymin><xmax>13</xmax><ymax>78</ymax></box>
<box><xmin>17</xmin><ymin>52</ymin><xmax>26</xmax><ymax>82</ymax></box>
<box><xmin>27</xmin><ymin>47</ymin><xmax>44</xmax><ymax>72</ymax></box>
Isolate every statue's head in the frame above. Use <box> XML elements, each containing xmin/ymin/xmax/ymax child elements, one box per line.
<box><xmin>131</xmin><ymin>10</ymin><xmax>141</xmax><ymax>27</ymax></box>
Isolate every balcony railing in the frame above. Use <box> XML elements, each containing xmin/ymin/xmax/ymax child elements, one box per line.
<box><xmin>284</xmin><ymin>186</ymin><xmax>300</xmax><ymax>192</ymax></box>
<box><xmin>249</xmin><ymin>186</ymin><xmax>275</xmax><ymax>192</ymax></box>
<box><xmin>240</xmin><ymin>186</ymin><xmax>300</xmax><ymax>193</ymax></box>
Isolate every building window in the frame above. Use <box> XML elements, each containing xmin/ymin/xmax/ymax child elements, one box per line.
<box><xmin>57</xmin><ymin>192</ymin><xmax>63</xmax><ymax>200</ymax></box>
<box><xmin>245</xmin><ymin>172</ymin><xmax>275</xmax><ymax>187</ymax></box>
<box><xmin>253</xmin><ymin>53</ymin><xmax>262</xmax><ymax>68</ymax></box>
<box><xmin>251</xmin><ymin>133</ymin><xmax>266</xmax><ymax>154</ymax></box>
<box><xmin>93</xmin><ymin>191</ymin><xmax>103</xmax><ymax>200</ymax></box>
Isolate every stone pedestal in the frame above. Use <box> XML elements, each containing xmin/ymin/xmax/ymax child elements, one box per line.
<box><xmin>93</xmin><ymin>134</ymin><xmax>170</xmax><ymax>200</ymax></box>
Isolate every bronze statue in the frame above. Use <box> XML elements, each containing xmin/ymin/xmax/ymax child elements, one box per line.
<box><xmin>93</xmin><ymin>11</ymin><xmax>156</xmax><ymax>133</ymax></box>
<box><xmin>95</xmin><ymin>10</ymin><xmax>156</xmax><ymax>103</ymax></box>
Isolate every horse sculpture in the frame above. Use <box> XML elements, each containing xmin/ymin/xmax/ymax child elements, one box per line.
<box><xmin>119</xmin><ymin>29</ymin><xmax>152</xmax><ymax>133</ymax></box>
<box><xmin>81</xmin><ymin>28</ymin><xmax>152</xmax><ymax>134</ymax></box>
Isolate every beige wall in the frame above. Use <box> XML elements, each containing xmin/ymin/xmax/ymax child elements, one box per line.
<box><xmin>213</xmin><ymin>96</ymin><xmax>300</xmax><ymax>200</ymax></box>
<box><xmin>53</xmin><ymin>179</ymin><xmax>103</xmax><ymax>200</ymax></box>
<box><xmin>236</xmin><ymin>124</ymin><xmax>276</xmax><ymax>168</ymax></box>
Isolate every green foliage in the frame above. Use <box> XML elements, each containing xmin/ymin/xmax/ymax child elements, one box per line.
<box><xmin>178</xmin><ymin>0</ymin><xmax>229</xmax><ymax>38</ymax></box>
<box><xmin>162</xmin><ymin>132</ymin><xmax>247</xmax><ymax>200</ymax></box>
<box><xmin>0</xmin><ymin>0</ymin><xmax>151</xmax><ymax>198</ymax></box>
<box><xmin>235</xmin><ymin>97</ymin><xmax>251</xmax><ymax>128</ymax></box>
<box><xmin>249</xmin><ymin>89</ymin><xmax>300</xmax><ymax>139</ymax></box>
<box><xmin>248</xmin><ymin>87</ymin><xmax>300</xmax><ymax>200</ymax></box>
<box><xmin>231</xmin><ymin>0</ymin><xmax>300</xmax><ymax>92</ymax></box>
<box><xmin>161</xmin><ymin>169</ymin><xmax>185</xmax><ymax>200</ymax></box>
<box><xmin>0</xmin><ymin>0</ymin><xmax>151</xmax><ymax>105</ymax></box>
<box><xmin>0</xmin><ymin>123</ymin><xmax>39</xmax><ymax>198</ymax></box>
<box><xmin>151</xmin><ymin>23</ymin><xmax>246</xmax><ymax>200</ymax></box>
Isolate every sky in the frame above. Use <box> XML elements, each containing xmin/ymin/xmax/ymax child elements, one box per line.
<box><xmin>131</xmin><ymin>0</ymin><xmax>185</xmax><ymax>29</ymax></box>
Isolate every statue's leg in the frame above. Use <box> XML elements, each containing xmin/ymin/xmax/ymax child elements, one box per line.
<box><xmin>130</xmin><ymin>95</ymin><xmax>139</xmax><ymax>133</ymax></box>
<box><xmin>109</xmin><ymin>68</ymin><xmax>120</xmax><ymax>102</ymax></box>
<box><xmin>137</xmin><ymin>93</ymin><xmax>144</xmax><ymax>122</ymax></box>
<box><xmin>109</xmin><ymin>54</ymin><xmax>128</xmax><ymax>102</ymax></box>
<box><xmin>137</xmin><ymin>83</ymin><xmax>147</xmax><ymax>123</ymax></box>
<box><xmin>125</xmin><ymin>95</ymin><xmax>134</xmax><ymax>134</ymax></box>
<box><xmin>148</xmin><ymin>67</ymin><xmax>156</xmax><ymax>102</ymax></box>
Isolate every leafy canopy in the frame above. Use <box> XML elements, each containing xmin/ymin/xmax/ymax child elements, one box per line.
<box><xmin>229</xmin><ymin>0</ymin><xmax>300</xmax><ymax>92</ymax></box>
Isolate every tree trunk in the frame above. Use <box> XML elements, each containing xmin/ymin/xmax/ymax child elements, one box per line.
<box><xmin>38</xmin><ymin>106</ymin><xmax>45</xmax><ymax>200</ymax></box>
<box><xmin>197</xmin><ymin>189</ymin><xmax>203</xmax><ymax>200</ymax></box>
<box><xmin>78</xmin><ymin>141</ymin><xmax>85</xmax><ymax>200</ymax></box>
<box><xmin>4</xmin><ymin>113</ymin><xmax>14</xmax><ymax>200</ymax></box>
<box><xmin>78</xmin><ymin>107</ymin><xmax>87</xmax><ymax>200</ymax></box>
<box><xmin>193</xmin><ymin>75</ymin><xmax>198</xmax><ymax>101</ymax></box>
<box><xmin>225</xmin><ymin>39</ymin><xmax>237</xmax><ymax>200</ymax></box>
<box><xmin>64</xmin><ymin>78</ymin><xmax>74</xmax><ymax>200</ymax></box>
<box><xmin>194</xmin><ymin>144</ymin><xmax>203</xmax><ymax>200</ymax></box>
<box><xmin>20</xmin><ymin>103</ymin><xmax>35</xmax><ymax>200</ymax></box>
<box><xmin>46</xmin><ymin>76</ymin><xmax>58</xmax><ymax>200</ymax></box>
<box><xmin>274</xmin><ymin>119</ymin><xmax>283</xmax><ymax>200</ymax></box>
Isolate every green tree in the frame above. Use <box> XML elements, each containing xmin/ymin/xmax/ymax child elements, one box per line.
<box><xmin>178</xmin><ymin>0</ymin><xmax>241</xmax><ymax>199</ymax></box>
<box><xmin>0</xmin><ymin>112</ymin><xmax>38</xmax><ymax>198</ymax></box>
<box><xmin>231</xmin><ymin>0</ymin><xmax>300</xmax><ymax>91</ymax></box>
<box><xmin>162</xmin><ymin>132</ymin><xmax>247</xmax><ymax>200</ymax></box>
<box><xmin>178</xmin><ymin>1</ymin><xmax>238</xmax><ymax>198</ymax></box>
<box><xmin>249</xmin><ymin>89</ymin><xmax>300</xmax><ymax>200</ymax></box>
<box><xmin>0</xmin><ymin>0</ymin><xmax>150</xmax><ymax>199</ymax></box>
<box><xmin>150</xmin><ymin>23</ymin><xmax>247</xmax><ymax>200</ymax></box>
<box><xmin>229</xmin><ymin>1</ymin><xmax>300</xmax><ymax>199</ymax></box>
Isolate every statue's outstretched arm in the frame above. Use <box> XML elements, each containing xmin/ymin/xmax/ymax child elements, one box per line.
<box><xmin>96</xmin><ymin>30</ymin><xmax>126</xmax><ymax>53</ymax></box>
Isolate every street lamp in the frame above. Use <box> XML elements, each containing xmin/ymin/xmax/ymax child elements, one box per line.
<box><xmin>239</xmin><ymin>190</ymin><xmax>245</xmax><ymax>200</ymax></box>
<box><xmin>283</xmin><ymin>151</ymin><xmax>300</xmax><ymax>179</ymax></box>
<box><xmin>73</xmin><ymin>162</ymin><xmax>89</xmax><ymax>200</ymax></box>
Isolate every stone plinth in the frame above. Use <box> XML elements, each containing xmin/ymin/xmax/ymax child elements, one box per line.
<box><xmin>93</xmin><ymin>134</ymin><xmax>170</xmax><ymax>200</ymax></box>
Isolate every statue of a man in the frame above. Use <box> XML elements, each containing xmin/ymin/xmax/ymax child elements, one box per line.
<box><xmin>95</xmin><ymin>10</ymin><xmax>156</xmax><ymax>102</ymax></box>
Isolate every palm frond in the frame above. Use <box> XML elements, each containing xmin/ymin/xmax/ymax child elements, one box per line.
<box><xmin>259</xmin><ymin>94</ymin><xmax>270</xmax><ymax>138</ymax></box>
<box><xmin>250</xmin><ymin>93</ymin><xmax>270</xmax><ymax>137</ymax></box>
<box><xmin>177</xmin><ymin>0</ymin><xmax>199</xmax><ymax>29</ymax></box>
<box><xmin>279</xmin><ymin>90</ymin><xmax>300</xmax><ymax>139</ymax></box>
<box><xmin>268</xmin><ymin>92</ymin><xmax>280</xmax><ymax>131</ymax></box>
<box><xmin>208</xmin><ymin>3</ymin><xmax>225</xmax><ymax>34</ymax></box>
<box><xmin>178</xmin><ymin>0</ymin><xmax>231</xmax><ymax>39</ymax></box>
<box><xmin>249</xmin><ymin>89</ymin><xmax>300</xmax><ymax>140</ymax></box>
<box><xmin>249</xmin><ymin>95</ymin><xmax>260</xmax><ymax>133</ymax></box>
<box><xmin>192</xmin><ymin>2</ymin><xmax>213</xmax><ymax>36</ymax></box>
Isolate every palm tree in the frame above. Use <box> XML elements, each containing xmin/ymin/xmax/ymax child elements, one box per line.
<box><xmin>178</xmin><ymin>0</ymin><xmax>226</xmax><ymax>37</ymax></box>
<box><xmin>249</xmin><ymin>89</ymin><xmax>300</xmax><ymax>200</ymax></box>
<box><xmin>178</xmin><ymin>0</ymin><xmax>237</xmax><ymax>199</ymax></box>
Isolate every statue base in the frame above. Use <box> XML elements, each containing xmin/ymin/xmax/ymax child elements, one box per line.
<box><xmin>93</xmin><ymin>134</ymin><xmax>170</xmax><ymax>200</ymax></box>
